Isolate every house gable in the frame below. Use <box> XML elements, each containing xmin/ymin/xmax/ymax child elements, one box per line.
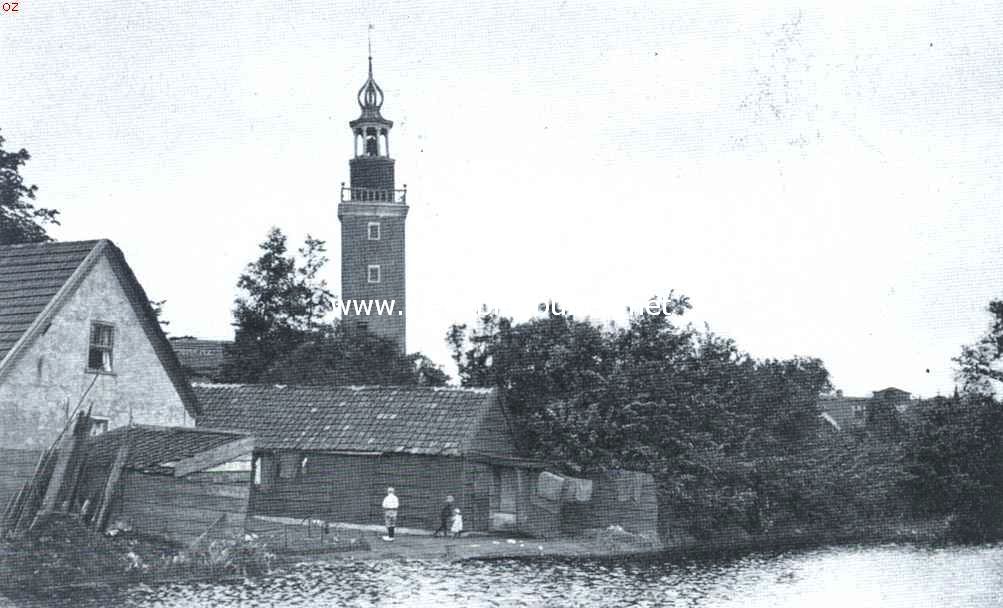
<box><xmin>0</xmin><ymin>241</ymin><xmax>197</xmax><ymax>449</ymax></box>
<box><xmin>465</xmin><ymin>393</ymin><xmax>518</xmax><ymax>457</ymax></box>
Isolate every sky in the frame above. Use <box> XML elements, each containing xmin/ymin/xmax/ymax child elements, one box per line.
<box><xmin>3</xmin><ymin>1</ymin><xmax>1002</xmax><ymax>397</ymax></box>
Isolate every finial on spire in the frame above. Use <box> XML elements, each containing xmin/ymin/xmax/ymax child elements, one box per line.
<box><xmin>356</xmin><ymin>27</ymin><xmax>386</xmax><ymax>121</ymax></box>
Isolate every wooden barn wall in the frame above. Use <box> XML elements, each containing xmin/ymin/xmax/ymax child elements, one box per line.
<box><xmin>561</xmin><ymin>470</ymin><xmax>659</xmax><ymax>537</ymax></box>
<box><xmin>250</xmin><ymin>452</ymin><xmax>474</xmax><ymax>531</ymax></box>
<box><xmin>462</xmin><ymin>460</ymin><xmax>493</xmax><ymax>532</ymax></box>
<box><xmin>515</xmin><ymin>468</ymin><xmax>562</xmax><ymax>538</ymax></box>
<box><xmin>0</xmin><ymin>448</ymin><xmax>43</xmax><ymax>511</ymax></box>
<box><xmin>114</xmin><ymin>470</ymin><xmax>250</xmax><ymax>545</ymax></box>
<box><xmin>469</xmin><ymin>397</ymin><xmax>518</xmax><ymax>457</ymax></box>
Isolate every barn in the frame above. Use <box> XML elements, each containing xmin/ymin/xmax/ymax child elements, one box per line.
<box><xmin>193</xmin><ymin>384</ymin><xmax>660</xmax><ymax>539</ymax></box>
<box><xmin>194</xmin><ymin>384</ymin><xmax>576</xmax><ymax>536</ymax></box>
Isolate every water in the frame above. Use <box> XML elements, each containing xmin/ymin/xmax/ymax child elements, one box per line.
<box><xmin>4</xmin><ymin>543</ymin><xmax>1003</xmax><ymax>607</ymax></box>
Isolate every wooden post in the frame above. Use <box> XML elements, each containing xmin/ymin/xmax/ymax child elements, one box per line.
<box><xmin>59</xmin><ymin>414</ymin><xmax>94</xmax><ymax>511</ymax></box>
<box><xmin>1</xmin><ymin>485</ymin><xmax>25</xmax><ymax>536</ymax></box>
<box><xmin>34</xmin><ymin>412</ymin><xmax>91</xmax><ymax>524</ymax></box>
<box><xmin>93</xmin><ymin>431</ymin><xmax>132</xmax><ymax>532</ymax></box>
<box><xmin>10</xmin><ymin>447</ymin><xmax>58</xmax><ymax>537</ymax></box>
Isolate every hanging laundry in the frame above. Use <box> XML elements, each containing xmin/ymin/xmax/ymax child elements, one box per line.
<box><xmin>562</xmin><ymin>476</ymin><xmax>593</xmax><ymax>503</ymax></box>
<box><xmin>537</xmin><ymin>471</ymin><xmax>566</xmax><ymax>502</ymax></box>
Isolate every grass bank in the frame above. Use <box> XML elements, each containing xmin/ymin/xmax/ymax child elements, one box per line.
<box><xmin>0</xmin><ymin>514</ymin><xmax>340</xmax><ymax>598</ymax></box>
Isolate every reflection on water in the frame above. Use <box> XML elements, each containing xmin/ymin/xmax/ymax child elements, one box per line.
<box><xmin>4</xmin><ymin>543</ymin><xmax>1003</xmax><ymax>608</ymax></box>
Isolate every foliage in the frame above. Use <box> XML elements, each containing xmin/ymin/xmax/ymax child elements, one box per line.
<box><xmin>163</xmin><ymin>534</ymin><xmax>277</xmax><ymax>578</ymax></box>
<box><xmin>446</xmin><ymin>296</ymin><xmax>890</xmax><ymax>540</ymax></box>
<box><xmin>955</xmin><ymin>299</ymin><xmax>1003</xmax><ymax>396</ymax></box>
<box><xmin>903</xmin><ymin>394</ymin><xmax>1003</xmax><ymax>541</ymax></box>
<box><xmin>149</xmin><ymin>299</ymin><xmax>170</xmax><ymax>330</ymax></box>
<box><xmin>221</xmin><ymin>228</ymin><xmax>334</xmax><ymax>382</ymax></box>
<box><xmin>448</xmin><ymin>296</ymin><xmax>831</xmax><ymax>470</ymax></box>
<box><xmin>0</xmin><ymin>130</ymin><xmax>59</xmax><ymax>244</ymax></box>
<box><xmin>262</xmin><ymin>322</ymin><xmax>449</xmax><ymax>387</ymax></box>
<box><xmin>224</xmin><ymin>227</ymin><xmax>449</xmax><ymax>385</ymax></box>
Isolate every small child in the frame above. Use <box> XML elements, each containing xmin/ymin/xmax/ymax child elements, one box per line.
<box><xmin>450</xmin><ymin>507</ymin><xmax>463</xmax><ymax>538</ymax></box>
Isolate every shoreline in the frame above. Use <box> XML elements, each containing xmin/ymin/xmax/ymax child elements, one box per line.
<box><xmin>0</xmin><ymin>517</ymin><xmax>963</xmax><ymax>598</ymax></box>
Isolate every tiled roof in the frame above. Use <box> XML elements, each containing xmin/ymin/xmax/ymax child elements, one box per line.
<box><xmin>170</xmin><ymin>338</ymin><xmax>232</xmax><ymax>379</ymax></box>
<box><xmin>0</xmin><ymin>240</ymin><xmax>98</xmax><ymax>361</ymax></box>
<box><xmin>194</xmin><ymin>384</ymin><xmax>499</xmax><ymax>456</ymax></box>
<box><xmin>86</xmin><ymin>424</ymin><xmax>248</xmax><ymax>475</ymax></box>
<box><xmin>0</xmin><ymin>239</ymin><xmax>200</xmax><ymax>418</ymax></box>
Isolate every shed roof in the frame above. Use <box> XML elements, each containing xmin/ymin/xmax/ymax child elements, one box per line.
<box><xmin>0</xmin><ymin>239</ymin><xmax>199</xmax><ymax>417</ymax></box>
<box><xmin>85</xmin><ymin>424</ymin><xmax>249</xmax><ymax>475</ymax></box>
<box><xmin>194</xmin><ymin>384</ymin><xmax>502</xmax><ymax>456</ymax></box>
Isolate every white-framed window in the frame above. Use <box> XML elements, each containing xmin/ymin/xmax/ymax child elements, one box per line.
<box><xmin>367</xmin><ymin>264</ymin><xmax>381</xmax><ymax>283</ymax></box>
<box><xmin>368</xmin><ymin>222</ymin><xmax>381</xmax><ymax>240</ymax></box>
<box><xmin>87</xmin><ymin>322</ymin><xmax>115</xmax><ymax>373</ymax></box>
<box><xmin>89</xmin><ymin>416</ymin><xmax>110</xmax><ymax>436</ymax></box>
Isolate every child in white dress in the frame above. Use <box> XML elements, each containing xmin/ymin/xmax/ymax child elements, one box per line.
<box><xmin>450</xmin><ymin>508</ymin><xmax>463</xmax><ymax>538</ymax></box>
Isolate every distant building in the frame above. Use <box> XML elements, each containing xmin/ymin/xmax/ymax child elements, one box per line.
<box><xmin>819</xmin><ymin>387</ymin><xmax>915</xmax><ymax>430</ymax></box>
<box><xmin>169</xmin><ymin>337</ymin><xmax>232</xmax><ymax>383</ymax></box>
<box><xmin>872</xmin><ymin>387</ymin><xmax>913</xmax><ymax>412</ymax></box>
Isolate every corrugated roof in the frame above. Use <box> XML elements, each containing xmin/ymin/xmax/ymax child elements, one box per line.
<box><xmin>194</xmin><ymin>384</ymin><xmax>499</xmax><ymax>456</ymax></box>
<box><xmin>0</xmin><ymin>240</ymin><xmax>98</xmax><ymax>361</ymax></box>
<box><xmin>85</xmin><ymin>424</ymin><xmax>248</xmax><ymax>475</ymax></box>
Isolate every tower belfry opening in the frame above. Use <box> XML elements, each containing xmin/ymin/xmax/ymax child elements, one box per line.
<box><xmin>338</xmin><ymin>49</ymin><xmax>409</xmax><ymax>352</ymax></box>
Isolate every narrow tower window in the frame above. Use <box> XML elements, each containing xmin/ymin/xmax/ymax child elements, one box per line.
<box><xmin>368</xmin><ymin>222</ymin><xmax>381</xmax><ymax>240</ymax></box>
<box><xmin>367</xmin><ymin>264</ymin><xmax>381</xmax><ymax>284</ymax></box>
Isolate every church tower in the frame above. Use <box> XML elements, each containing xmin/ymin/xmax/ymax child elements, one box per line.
<box><xmin>338</xmin><ymin>53</ymin><xmax>408</xmax><ymax>352</ymax></box>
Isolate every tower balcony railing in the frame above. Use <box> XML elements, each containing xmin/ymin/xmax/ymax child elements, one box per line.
<box><xmin>340</xmin><ymin>183</ymin><xmax>407</xmax><ymax>204</ymax></box>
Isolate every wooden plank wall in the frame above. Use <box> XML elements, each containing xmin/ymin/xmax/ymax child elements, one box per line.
<box><xmin>115</xmin><ymin>470</ymin><xmax>250</xmax><ymax>545</ymax></box>
<box><xmin>463</xmin><ymin>461</ymin><xmax>492</xmax><ymax>532</ymax></box>
<box><xmin>0</xmin><ymin>448</ymin><xmax>43</xmax><ymax>511</ymax></box>
<box><xmin>251</xmin><ymin>452</ymin><xmax>472</xmax><ymax>531</ymax></box>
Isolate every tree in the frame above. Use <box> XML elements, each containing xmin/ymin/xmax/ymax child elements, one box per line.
<box><xmin>904</xmin><ymin>394</ymin><xmax>1003</xmax><ymax>541</ymax></box>
<box><xmin>220</xmin><ymin>228</ymin><xmax>333</xmax><ymax>382</ymax></box>
<box><xmin>447</xmin><ymin>295</ymin><xmax>830</xmax><ymax>465</ymax></box>
<box><xmin>955</xmin><ymin>299</ymin><xmax>1003</xmax><ymax>396</ymax></box>
<box><xmin>0</xmin><ymin>130</ymin><xmax>59</xmax><ymax>244</ymax></box>
<box><xmin>865</xmin><ymin>397</ymin><xmax>905</xmax><ymax>440</ymax></box>
<box><xmin>149</xmin><ymin>299</ymin><xmax>170</xmax><ymax>330</ymax></box>
<box><xmin>261</xmin><ymin>322</ymin><xmax>449</xmax><ymax>387</ymax></box>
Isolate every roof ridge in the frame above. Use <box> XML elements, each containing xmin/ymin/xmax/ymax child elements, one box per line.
<box><xmin>0</xmin><ymin>238</ymin><xmax>105</xmax><ymax>250</ymax></box>
<box><xmin>193</xmin><ymin>382</ymin><xmax>494</xmax><ymax>394</ymax></box>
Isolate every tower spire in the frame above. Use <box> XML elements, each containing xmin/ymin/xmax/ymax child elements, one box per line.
<box><xmin>368</xmin><ymin>23</ymin><xmax>374</xmax><ymax>73</ymax></box>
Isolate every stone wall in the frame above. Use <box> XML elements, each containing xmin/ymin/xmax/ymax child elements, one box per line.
<box><xmin>0</xmin><ymin>254</ymin><xmax>190</xmax><ymax>450</ymax></box>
